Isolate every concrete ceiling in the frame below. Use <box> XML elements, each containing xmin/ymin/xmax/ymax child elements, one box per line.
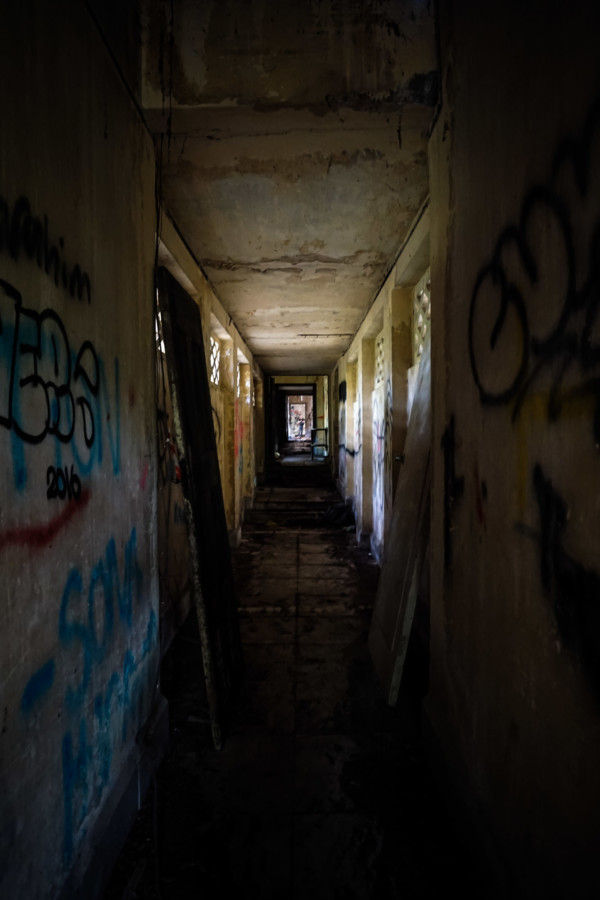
<box><xmin>141</xmin><ymin>0</ymin><xmax>437</xmax><ymax>374</ymax></box>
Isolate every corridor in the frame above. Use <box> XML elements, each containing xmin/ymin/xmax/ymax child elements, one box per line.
<box><xmin>4</xmin><ymin>4</ymin><xmax>600</xmax><ymax>898</ymax></box>
<box><xmin>104</xmin><ymin>462</ymin><xmax>491</xmax><ymax>899</ymax></box>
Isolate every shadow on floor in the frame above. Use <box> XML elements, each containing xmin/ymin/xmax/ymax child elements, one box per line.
<box><xmin>104</xmin><ymin>466</ymin><xmax>496</xmax><ymax>899</ymax></box>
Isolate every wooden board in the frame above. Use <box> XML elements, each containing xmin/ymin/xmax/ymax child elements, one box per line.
<box><xmin>368</xmin><ymin>339</ymin><xmax>431</xmax><ymax>705</ymax></box>
<box><xmin>158</xmin><ymin>267</ymin><xmax>243</xmax><ymax>748</ymax></box>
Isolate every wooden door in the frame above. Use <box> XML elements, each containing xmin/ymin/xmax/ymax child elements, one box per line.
<box><xmin>158</xmin><ymin>267</ymin><xmax>243</xmax><ymax>748</ymax></box>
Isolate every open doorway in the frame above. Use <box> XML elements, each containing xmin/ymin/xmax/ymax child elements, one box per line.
<box><xmin>267</xmin><ymin>377</ymin><xmax>329</xmax><ymax>467</ymax></box>
<box><xmin>287</xmin><ymin>394</ymin><xmax>313</xmax><ymax>441</ymax></box>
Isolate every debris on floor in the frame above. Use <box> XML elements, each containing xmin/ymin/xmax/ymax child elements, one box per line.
<box><xmin>103</xmin><ymin>466</ymin><xmax>495</xmax><ymax>899</ymax></box>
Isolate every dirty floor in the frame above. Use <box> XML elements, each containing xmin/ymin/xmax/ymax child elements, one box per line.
<box><xmin>104</xmin><ymin>462</ymin><xmax>493</xmax><ymax>899</ymax></box>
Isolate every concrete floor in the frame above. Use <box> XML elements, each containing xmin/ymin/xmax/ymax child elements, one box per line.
<box><xmin>104</xmin><ymin>462</ymin><xmax>493</xmax><ymax>899</ymax></box>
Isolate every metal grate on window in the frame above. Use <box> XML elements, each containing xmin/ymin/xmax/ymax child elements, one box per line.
<box><xmin>210</xmin><ymin>336</ymin><xmax>220</xmax><ymax>385</ymax></box>
<box><xmin>413</xmin><ymin>272</ymin><xmax>431</xmax><ymax>364</ymax></box>
<box><xmin>375</xmin><ymin>333</ymin><xmax>385</xmax><ymax>387</ymax></box>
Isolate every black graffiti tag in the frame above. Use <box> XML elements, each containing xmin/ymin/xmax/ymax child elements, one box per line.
<box><xmin>468</xmin><ymin>99</ymin><xmax>600</xmax><ymax>442</ymax></box>
<box><xmin>0</xmin><ymin>278</ymin><xmax>99</xmax><ymax>450</ymax></box>
<box><xmin>533</xmin><ymin>465</ymin><xmax>600</xmax><ymax>701</ymax></box>
<box><xmin>0</xmin><ymin>194</ymin><xmax>92</xmax><ymax>303</ymax></box>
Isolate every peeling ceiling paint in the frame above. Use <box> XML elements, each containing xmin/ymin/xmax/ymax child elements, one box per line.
<box><xmin>141</xmin><ymin>0</ymin><xmax>437</xmax><ymax>373</ymax></box>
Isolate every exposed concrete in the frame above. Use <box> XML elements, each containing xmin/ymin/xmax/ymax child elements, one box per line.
<box><xmin>140</xmin><ymin>0</ymin><xmax>437</xmax><ymax>373</ymax></box>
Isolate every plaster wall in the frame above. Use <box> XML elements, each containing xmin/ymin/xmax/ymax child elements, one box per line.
<box><xmin>336</xmin><ymin>216</ymin><xmax>427</xmax><ymax>560</ymax></box>
<box><xmin>371</xmin><ymin>330</ymin><xmax>390</xmax><ymax>557</ymax></box>
<box><xmin>237</xmin><ymin>362</ymin><xmax>253</xmax><ymax>513</ymax></box>
<box><xmin>428</xmin><ymin>2</ymin><xmax>600</xmax><ymax>894</ymax></box>
<box><xmin>336</xmin><ymin>360</ymin><xmax>349</xmax><ymax>495</ymax></box>
<box><xmin>219</xmin><ymin>337</ymin><xmax>237</xmax><ymax>535</ymax></box>
<box><xmin>330</xmin><ymin>367</ymin><xmax>340</xmax><ymax>480</ymax></box>
<box><xmin>0</xmin><ymin>3</ymin><xmax>158</xmax><ymax>897</ymax></box>
<box><xmin>357</xmin><ymin>337</ymin><xmax>375</xmax><ymax>541</ymax></box>
<box><xmin>254</xmin><ymin>377</ymin><xmax>265</xmax><ymax>483</ymax></box>
<box><xmin>157</xmin><ymin>217</ymin><xmax>259</xmax><ymax>545</ymax></box>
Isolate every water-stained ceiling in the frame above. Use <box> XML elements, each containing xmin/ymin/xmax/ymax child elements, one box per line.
<box><xmin>141</xmin><ymin>0</ymin><xmax>437</xmax><ymax>374</ymax></box>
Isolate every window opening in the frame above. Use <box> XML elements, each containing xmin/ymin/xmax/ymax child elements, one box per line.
<box><xmin>155</xmin><ymin>305</ymin><xmax>166</xmax><ymax>355</ymax></box>
<box><xmin>210</xmin><ymin>336</ymin><xmax>220</xmax><ymax>385</ymax></box>
<box><xmin>413</xmin><ymin>271</ymin><xmax>431</xmax><ymax>364</ymax></box>
<box><xmin>375</xmin><ymin>332</ymin><xmax>385</xmax><ymax>387</ymax></box>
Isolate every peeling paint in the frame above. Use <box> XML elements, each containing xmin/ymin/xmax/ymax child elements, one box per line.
<box><xmin>202</xmin><ymin>250</ymin><xmax>387</xmax><ymax>271</ymax></box>
<box><xmin>142</xmin><ymin>0</ymin><xmax>435</xmax><ymax>372</ymax></box>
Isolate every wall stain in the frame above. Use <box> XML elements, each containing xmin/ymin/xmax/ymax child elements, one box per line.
<box><xmin>533</xmin><ymin>464</ymin><xmax>600</xmax><ymax>701</ymax></box>
<box><xmin>441</xmin><ymin>415</ymin><xmax>464</xmax><ymax>572</ymax></box>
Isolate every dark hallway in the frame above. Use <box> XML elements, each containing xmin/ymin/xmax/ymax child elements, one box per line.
<box><xmin>104</xmin><ymin>464</ymin><xmax>493</xmax><ymax>899</ymax></box>
<box><xmin>5</xmin><ymin>4</ymin><xmax>600</xmax><ymax>898</ymax></box>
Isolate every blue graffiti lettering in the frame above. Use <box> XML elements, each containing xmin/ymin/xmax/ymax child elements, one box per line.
<box><xmin>0</xmin><ymin>278</ymin><xmax>120</xmax><ymax>491</ymax></box>
<box><xmin>20</xmin><ymin>659</ymin><xmax>55</xmax><ymax>713</ymax></box>
<box><xmin>59</xmin><ymin>569</ymin><xmax>92</xmax><ymax>711</ymax></box>
<box><xmin>93</xmin><ymin>672</ymin><xmax>120</xmax><ymax>794</ymax></box>
<box><xmin>61</xmin><ymin>625</ymin><xmax>157</xmax><ymax>861</ymax></box>
<box><xmin>59</xmin><ymin>528</ymin><xmax>142</xmax><ymax>711</ymax></box>
<box><xmin>19</xmin><ymin>526</ymin><xmax>158</xmax><ymax>864</ymax></box>
<box><xmin>62</xmin><ymin>720</ymin><xmax>90</xmax><ymax>864</ymax></box>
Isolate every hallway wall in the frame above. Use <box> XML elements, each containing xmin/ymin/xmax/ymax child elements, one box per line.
<box><xmin>334</xmin><ymin>208</ymin><xmax>428</xmax><ymax>563</ymax></box>
<box><xmin>0</xmin><ymin>3</ymin><xmax>260</xmax><ymax>898</ymax></box>
<box><xmin>157</xmin><ymin>213</ymin><xmax>261</xmax><ymax>555</ymax></box>
<box><xmin>428</xmin><ymin>1</ymin><xmax>600</xmax><ymax>895</ymax></box>
<box><xmin>0</xmin><ymin>3</ymin><xmax>160</xmax><ymax>898</ymax></box>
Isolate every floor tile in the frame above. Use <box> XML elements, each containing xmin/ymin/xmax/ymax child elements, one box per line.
<box><xmin>104</xmin><ymin>466</ymin><xmax>495</xmax><ymax>900</ymax></box>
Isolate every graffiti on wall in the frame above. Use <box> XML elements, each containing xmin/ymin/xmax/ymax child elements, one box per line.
<box><xmin>338</xmin><ymin>379</ymin><xmax>362</xmax><ymax>489</ymax></box>
<box><xmin>532</xmin><ymin>464</ymin><xmax>600</xmax><ymax>699</ymax></box>
<box><xmin>0</xmin><ymin>195</ymin><xmax>92</xmax><ymax>303</ymax></box>
<box><xmin>338</xmin><ymin>380</ymin><xmax>346</xmax><ymax>486</ymax></box>
<box><xmin>20</xmin><ymin>528</ymin><xmax>157</xmax><ymax>862</ymax></box>
<box><xmin>0</xmin><ymin>278</ymin><xmax>120</xmax><ymax>497</ymax></box>
<box><xmin>468</xmin><ymin>98</ymin><xmax>600</xmax><ymax>696</ymax></box>
<box><xmin>354</xmin><ymin>394</ymin><xmax>362</xmax><ymax>514</ymax></box>
<box><xmin>468</xmin><ymin>99</ymin><xmax>600</xmax><ymax>441</ymax></box>
<box><xmin>1</xmin><ymin>191</ymin><xmax>153</xmax><ymax>869</ymax></box>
